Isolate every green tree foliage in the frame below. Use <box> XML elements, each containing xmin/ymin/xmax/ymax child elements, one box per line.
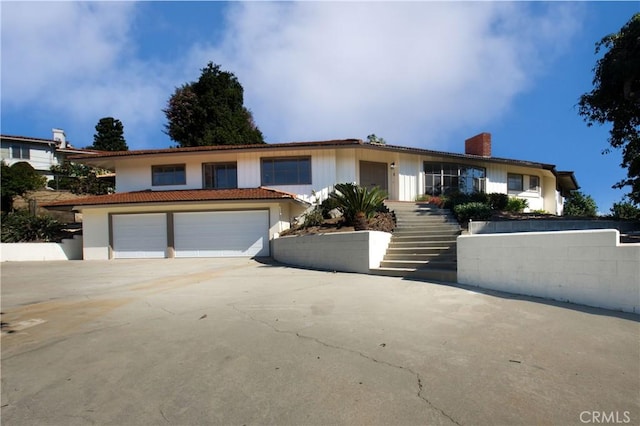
<box><xmin>329</xmin><ymin>183</ymin><xmax>387</xmax><ymax>229</ymax></box>
<box><xmin>89</xmin><ymin>117</ymin><xmax>128</xmax><ymax>151</ymax></box>
<box><xmin>366</xmin><ymin>134</ymin><xmax>387</xmax><ymax>145</ymax></box>
<box><xmin>578</xmin><ymin>13</ymin><xmax>640</xmax><ymax>203</ymax></box>
<box><xmin>1</xmin><ymin>161</ymin><xmax>46</xmax><ymax>212</ymax></box>
<box><xmin>49</xmin><ymin>162</ymin><xmax>113</xmax><ymax>195</ymax></box>
<box><xmin>610</xmin><ymin>198</ymin><xmax>640</xmax><ymax>220</ymax></box>
<box><xmin>164</xmin><ymin>62</ymin><xmax>265</xmax><ymax>147</ymax></box>
<box><xmin>563</xmin><ymin>191</ymin><xmax>598</xmax><ymax>217</ymax></box>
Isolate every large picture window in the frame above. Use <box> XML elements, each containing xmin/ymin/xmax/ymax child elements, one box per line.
<box><xmin>424</xmin><ymin>162</ymin><xmax>485</xmax><ymax>195</ymax></box>
<box><xmin>152</xmin><ymin>164</ymin><xmax>186</xmax><ymax>186</ymax></box>
<box><xmin>203</xmin><ymin>163</ymin><xmax>237</xmax><ymax>189</ymax></box>
<box><xmin>261</xmin><ymin>157</ymin><xmax>311</xmax><ymax>185</ymax></box>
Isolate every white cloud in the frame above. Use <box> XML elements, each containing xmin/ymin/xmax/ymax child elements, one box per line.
<box><xmin>1</xmin><ymin>1</ymin><xmax>173</xmax><ymax>147</ymax></box>
<box><xmin>1</xmin><ymin>1</ymin><xmax>583</xmax><ymax>150</ymax></box>
<box><xmin>191</xmin><ymin>2</ymin><xmax>583</xmax><ymax>148</ymax></box>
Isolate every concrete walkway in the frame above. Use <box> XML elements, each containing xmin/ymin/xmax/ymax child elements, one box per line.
<box><xmin>1</xmin><ymin>259</ymin><xmax>638</xmax><ymax>425</ymax></box>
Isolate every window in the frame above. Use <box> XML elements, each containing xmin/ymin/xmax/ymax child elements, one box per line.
<box><xmin>424</xmin><ymin>162</ymin><xmax>485</xmax><ymax>195</ymax></box>
<box><xmin>528</xmin><ymin>175</ymin><xmax>540</xmax><ymax>192</ymax></box>
<box><xmin>507</xmin><ymin>173</ymin><xmax>523</xmax><ymax>192</ymax></box>
<box><xmin>10</xmin><ymin>144</ymin><xmax>29</xmax><ymax>160</ymax></box>
<box><xmin>152</xmin><ymin>164</ymin><xmax>186</xmax><ymax>186</ymax></box>
<box><xmin>261</xmin><ymin>157</ymin><xmax>311</xmax><ymax>185</ymax></box>
<box><xmin>203</xmin><ymin>163</ymin><xmax>237</xmax><ymax>189</ymax></box>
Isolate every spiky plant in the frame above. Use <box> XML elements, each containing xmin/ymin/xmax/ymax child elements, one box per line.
<box><xmin>329</xmin><ymin>183</ymin><xmax>387</xmax><ymax>230</ymax></box>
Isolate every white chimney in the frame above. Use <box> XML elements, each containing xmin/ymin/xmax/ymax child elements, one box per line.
<box><xmin>52</xmin><ymin>128</ymin><xmax>67</xmax><ymax>148</ymax></box>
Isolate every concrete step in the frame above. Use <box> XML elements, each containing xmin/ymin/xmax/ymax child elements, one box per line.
<box><xmin>391</xmin><ymin>230</ymin><xmax>461</xmax><ymax>237</ymax></box>
<box><xmin>369</xmin><ymin>266</ymin><xmax>458</xmax><ymax>283</ymax></box>
<box><xmin>393</xmin><ymin>226</ymin><xmax>460</xmax><ymax>233</ymax></box>
<box><xmin>388</xmin><ymin>241</ymin><xmax>458</xmax><ymax>248</ymax></box>
<box><xmin>383</xmin><ymin>253</ymin><xmax>456</xmax><ymax>261</ymax></box>
<box><xmin>379</xmin><ymin>259</ymin><xmax>457</xmax><ymax>269</ymax></box>
<box><xmin>386</xmin><ymin>247</ymin><xmax>456</xmax><ymax>255</ymax></box>
<box><xmin>382</xmin><ymin>202</ymin><xmax>461</xmax><ymax>283</ymax></box>
<box><xmin>369</xmin><ymin>267</ymin><xmax>415</xmax><ymax>278</ymax></box>
<box><xmin>391</xmin><ymin>235</ymin><xmax>459</xmax><ymax>243</ymax></box>
<box><xmin>407</xmin><ymin>268</ymin><xmax>458</xmax><ymax>283</ymax></box>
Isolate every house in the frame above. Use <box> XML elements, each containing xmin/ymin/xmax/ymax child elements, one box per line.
<box><xmin>0</xmin><ymin>129</ymin><xmax>89</xmax><ymax>181</ymax></box>
<box><xmin>44</xmin><ymin>133</ymin><xmax>578</xmax><ymax>260</ymax></box>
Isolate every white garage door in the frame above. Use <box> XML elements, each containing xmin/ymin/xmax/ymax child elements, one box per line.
<box><xmin>112</xmin><ymin>213</ymin><xmax>167</xmax><ymax>259</ymax></box>
<box><xmin>174</xmin><ymin>210</ymin><xmax>269</xmax><ymax>257</ymax></box>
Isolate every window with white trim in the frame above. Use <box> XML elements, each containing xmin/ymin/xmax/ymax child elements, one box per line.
<box><xmin>203</xmin><ymin>162</ymin><xmax>237</xmax><ymax>189</ymax></box>
<box><xmin>528</xmin><ymin>175</ymin><xmax>540</xmax><ymax>192</ymax></box>
<box><xmin>10</xmin><ymin>144</ymin><xmax>30</xmax><ymax>160</ymax></box>
<box><xmin>507</xmin><ymin>173</ymin><xmax>523</xmax><ymax>192</ymax></box>
<box><xmin>152</xmin><ymin>164</ymin><xmax>186</xmax><ymax>186</ymax></box>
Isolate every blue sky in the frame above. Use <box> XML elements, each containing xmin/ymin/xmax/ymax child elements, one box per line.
<box><xmin>1</xmin><ymin>1</ymin><xmax>638</xmax><ymax>213</ymax></box>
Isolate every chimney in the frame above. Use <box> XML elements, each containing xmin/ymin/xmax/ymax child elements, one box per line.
<box><xmin>52</xmin><ymin>128</ymin><xmax>67</xmax><ymax>148</ymax></box>
<box><xmin>465</xmin><ymin>132</ymin><xmax>491</xmax><ymax>157</ymax></box>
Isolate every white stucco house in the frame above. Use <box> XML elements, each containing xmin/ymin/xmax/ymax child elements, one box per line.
<box><xmin>0</xmin><ymin>129</ymin><xmax>90</xmax><ymax>181</ymax></box>
<box><xmin>45</xmin><ymin>133</ymin><xmax>578</xmax><ymax>260</ymax></box>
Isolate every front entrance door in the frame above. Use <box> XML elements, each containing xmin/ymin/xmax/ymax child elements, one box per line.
<box><xmin>359</xmin><ymin>161</ymin><xmax>388</xmax><ymax>193</ymax></box>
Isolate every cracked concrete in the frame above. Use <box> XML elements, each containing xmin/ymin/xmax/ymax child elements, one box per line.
<box><xmin>231</xmin><ymin>301</ymin><xmax>461</xmax><ymax>425</ymax></box>
<box><xmin>1</xmin><ymin>258</ymin><xmax>639</xmax><ymax>425</ymax></box>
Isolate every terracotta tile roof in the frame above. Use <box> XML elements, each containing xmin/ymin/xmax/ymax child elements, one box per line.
<box><xmin>43</xmin><ymin>187</ymin><xmax>302</xmax><ymax>208</ymax></box>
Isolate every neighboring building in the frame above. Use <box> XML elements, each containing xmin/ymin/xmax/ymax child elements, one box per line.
<box><xmin>45</xmin><ymin>133</ymin><xmax>578</xmax><ymax>260</ymax></box>
<box><xmin>0</xmin><ymin>129</ymin><xmax>91</xmax><ymax>180</ymax></box>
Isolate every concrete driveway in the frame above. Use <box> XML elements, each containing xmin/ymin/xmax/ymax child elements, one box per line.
<box><xmin>1</xmin><ymin>259</ymin><xmax>638</xmax><ymax>425</ymax></box>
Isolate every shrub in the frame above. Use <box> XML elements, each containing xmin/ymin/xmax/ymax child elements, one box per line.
<box><xmin>301</xmin><ymin>206</ymin><xmax>324</xmax><ymax>228</ymax></box>
<box><xmin>610</xmin><ymin>200</ymin><xmax>640</xmax><ymax>220</ymax></box>
<box><xmin>453</xmin><ymin>202</ymin><xmax>492</xmax><ymax>223</ymax></box>
<box><xmin>487</xmin><ymin>193</ymin><xmax>509</xmax><ymax>210</ymax></box>
<box><xmin>1</xmin><ymin>209</ymin><xmax>64</xmax><ymax>242</ymax></box>
<box><xmin>468</xmin><ymin>192</ymin><xmax>489</xmax><ymax>204</ymax></box>
<box><xmin>319</xmin><ymin>196</ymin><xmax>340</xmax><ymax>218</ymax></box>
<box><xmin>505</xmin><ymin>197</ymin><xmax>528</xmax><ymax>213</ymax></box>
<box><xmin>441</xmin><ymin>191</ymin><xmax>470</xmax><ymax>210</ymax></box>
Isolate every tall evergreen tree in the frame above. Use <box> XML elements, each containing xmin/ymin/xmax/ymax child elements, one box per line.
<box><xmin>90</xmin><ymin>117</ymin><xmax>128</xmax><ymax>151</ymax></box>
<box><xmin>164</xmin><ymin>62</ymin><xmax>265</xmax><ymax>147</ymax></box>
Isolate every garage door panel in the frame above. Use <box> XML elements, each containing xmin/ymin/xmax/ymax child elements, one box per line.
<box><xmin>174</xmin><ymin>211</ymin><xmax>269</xmax><ymax>257</ymax></box>
<box><xmin>112</xmin><ymin>214</ymin><xmax>167</xmax><ymax>259</ymax></box>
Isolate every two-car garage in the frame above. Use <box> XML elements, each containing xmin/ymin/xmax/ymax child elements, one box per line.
<box><xmin>111</xmin><ymin>210</ymin><xmax>270</xmax><ymax>259</ymax></box>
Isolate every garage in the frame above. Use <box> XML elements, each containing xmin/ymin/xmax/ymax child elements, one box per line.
<box><xmin>173</xmin><ymin>210</ymin><xmax>269</xmax><ymax>257</ymax></box>
<box><xmin>112</xmin><ymin>213</ymin><xmax>167</xmax><ymax>259</ymax></box>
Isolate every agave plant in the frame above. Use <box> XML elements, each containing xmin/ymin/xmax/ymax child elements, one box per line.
<box><xmin>329</xmin><ymin>183</ymin><xmax>387</xmax><ymax>230</ymax></box>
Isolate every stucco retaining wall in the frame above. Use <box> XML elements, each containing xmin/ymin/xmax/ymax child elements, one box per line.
<box><xmin>272</xmin><ymin>231</ymin><xmax>392</xmax><ymax>274</ymax></box>
<box><xmin>457</xmin><ymin>230</ymin><xmax>640</xmax><ymax>313</ymax></box>
<box><xmin>1</xmin><ymin>235</ymin><xmax>83</xmax><ymax>262</ymax></box>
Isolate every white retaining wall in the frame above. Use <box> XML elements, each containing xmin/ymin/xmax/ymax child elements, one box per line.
<box><xmin>272</xmin><ymin>231</ymin><xmax>392</xmax><ymax>274</ymax></box>
<box><xmin>0</xmin><ymin>236</ymin><xmax>83</xmax><ymax>262</ymax></box>
<box><xmin>458</xmin><ymin>230</ymin><xmax>640</xmax><ymax>313</ymax></box>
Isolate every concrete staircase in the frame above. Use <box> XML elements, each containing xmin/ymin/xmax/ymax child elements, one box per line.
<box><xmin>370</xmin><ymin>201</ymin><xmax>461</xmax><ymax>282</ymax></box>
